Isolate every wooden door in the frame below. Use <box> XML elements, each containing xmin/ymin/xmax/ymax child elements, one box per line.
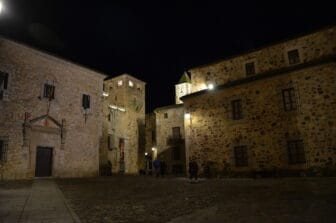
<box><xmin>35</xmin><ymin>147</ymin><xmax>53</xmax><ymax>177</ymax></box>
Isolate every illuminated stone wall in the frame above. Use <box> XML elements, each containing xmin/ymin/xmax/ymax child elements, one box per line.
<box><xmin>154</xmin><ymin>104</ymin><xmax>186</xmax><ymax>174</ymax></box>
<box><xmin>101</xmin><ymin>74</ymin><xmax>145</xmax><ymax>174</ymax></box>
<box><xmin>0</xmin><ymin>38</ymin><xmax>105</xmax><ymax>179</ymax></box>
<box><xmin>182</xmin><ymin>26</ymin><xmax>336</xmax><ymax>175</ymax></box>
<box><xmin>189</xmin><ymin>26</ymin><xmax>336</xmax><ymax>93</ymax></box>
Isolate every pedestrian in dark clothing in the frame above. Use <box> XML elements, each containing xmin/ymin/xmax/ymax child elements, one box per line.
<box><xmin>189</xmin><ymin>160</ymin><xmax>198</xmax><ymax>181</ymax></box>
<box><xmin>160</xmin><ymin>161</ymin><xmax>166</xmax><ymax>177</ymax></box>
<box><xmin>153</xmin><ymin>159</ymin><xmax>161</xmax><ymax>177</ymax></box>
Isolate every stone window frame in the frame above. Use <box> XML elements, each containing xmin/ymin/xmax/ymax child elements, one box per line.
<box><xmin>226</xmin><ymin>95</ymin><xmax>247</xmax><ymax>124</ymax></box>
<box><xmin>276</xmin><ymin>82</ymin><xmax>301</xmax><ymax>115</ymax></box>
<box><xmin>285</xmin><ymin>47</ymin><xmax>302</xmax><ymax>66</ymax></box>
<box><xmin>164</xmin><ymin>112</ymin><xmax>168</xmax><ymax>119</ymax></box>
<box><xmin>286</xmin><ymin>139</ymin><xmax>306</xmax><ymax>165</ymax></box>
<box><xmin>80</xmin><ymin>91</ymin><xmax>92</xmax><ymax>114</ymax></box>
<box><xmin>40</xmin><ymin>80</ymin><xmax>57</xmax><ymax>102</ymax></box>
<box><xmin>0</xmin><ymin>71</ymin><xmax>10</xmax><ymax>101</ymax></box>
<box><xmin>231</xmin><ymin>99</ymin><xmax>243</xmax><ymax>120</ymax></box>
<box><xmin>244</xmin><ymin>58</ymin><xmax>258</xmax><ymax>77</ymax></box>
<box><xmin>0</xmin><ymin>136</ymin><xmax>9</xmax><ymax>163</ymax></box>
<box><xmin>282</xmin><ymin>87</ymin><xmax>297</xmax><ymax>112</ymax></box>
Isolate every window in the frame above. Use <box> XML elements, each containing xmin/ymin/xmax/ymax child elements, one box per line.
<box><xmin>231</xmin><ymin>99</ymin><xmax>243</xmax><ymax>120</ymax></box>
<box><xmin>172</xmin><ymin>146</ymin><xmax>181</xmax><ymax>161</ymax></box>
<box><xmin>282</xmin><ymin>88</ymin><xmax>297</xmax><ymax>111</ymax></box>
<box><xmin>164</xmin><ymin>113</ymin><xmax>168</xmax><ymax>119</ymax></box>
<box><xmin>82</xmin><ymin>94</ymin><xmax>90</xmax><ymax>109</ymax></box>
<box><xmin>234</xmin><ymin>146</ymin><xmax>248</xmax><ymax>167</ymax></box>
<box><xmin>245</xmin><ymin>62</ymin><xmax>255</xmax><ymax>76</ymax></box>
<box><xmin>117</xmin><ymin>80</ymin><xmax>123</xmax><ymax>86</ymax></box>
<box><xmin>0</xmin><ymin>139</ymin><xmax>8</xmax><ymax>162</ymax></box>
<box><xmin>0</xmin><ymin>72</ymin><xmax>9</xmax><ymax>100</ymax></box>
<box><xmin>108</xmin><ymin>134</ymin><xmax>115</xmax><ymax>150</ymax></box>
<box><xmin>287</xmin><ymin>49</ymin><xmax>300</xmax><ymax>65</ymax></box>
<box><xmin>128</xmin><ymin>80</ymin><xmax>134</xmax><ymax>87</ymax></box>
<box><xmin>43</xmin><ymin>84</ymin><xmax>55</xmax><ymax>100</ymax></box>
<box><xmin>287</xmin><ymin>140</ymin><xmax>306</xmax><ymax>164</ymax></box>
<box><xmin>108</xmin><ymin>114</ymin><xmax>111</xmax><ymax>122</ymax></box>
<box><xmin>172</xmin><ymin>127</ymin><xmax>181</xmax><ymax>139</ymax></box>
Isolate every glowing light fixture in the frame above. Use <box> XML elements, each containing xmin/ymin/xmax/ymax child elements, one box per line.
<box><xmin>184</xmin><ymin>113</ymin><xmax>191</xmax><ymax>119</ymax></box>
<box><xmin>207</xmin><ymin>83</ymin><xmax>214</xmax><ymax>90</ymax></box>
<box><xmin>128</xmin><ymin>80</ymin><xmax>134</xmax><ymax>87</ymax></box>
<box><xmin>145</xmin><ymin>152</ymin><xmax>148</xmax><ymax>156</ymax></box>
<box><xmin>102</xmin><ymin>92</ymin><xmax>109</xmax><ymax>97</ymax></box>
<box><xmin>151</xmin><ymin>147</ymin><xmax>156</xmax><ymax>151</ymax></box>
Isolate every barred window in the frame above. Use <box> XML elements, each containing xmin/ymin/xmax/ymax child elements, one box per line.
<box><xmin>234</xmin><ymin>146</ymin><xmax>248</xmax><ymax>167</ymax></box>
<box><xmin>43</xmin><ymin>84</ymin><xmax>55</xmax><ymax>100</ymax></box>
<box><xmin>282</xmin><ymin>88</ymin><xmax>297</xmax><ymax>111</ymax></box>
<box><xmin>82</xmin><ymin>94</ymin><xmax>90</xmax><ymax>109</ymax></box>
<box><xmin>287</xmin><ymin>49</ymin><xmax>301</xmax><ymax>65</ymax></box>
<box><xmin>231</xmin><ymin>99</ymin><xmax>243</xmax><ymax>120</ymax></box>
<box><xmin>245</xmin><ymin>62</ymin><xmax>256</xmax><ymax>76</ymax></box>
<box><xmin>287</xmin><ymin>140</ymin><xmax>306</xmax><ymax>164</ymax></box>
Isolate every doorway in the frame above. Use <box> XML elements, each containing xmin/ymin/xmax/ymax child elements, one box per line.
<box><xmin>35</xmin><ymin>147</ymin><xmax>53</xmax><ymax>177</ymax></box>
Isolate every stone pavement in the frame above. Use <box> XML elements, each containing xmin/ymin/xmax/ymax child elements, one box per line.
<box><xmin>0</xmin><ymin>179</ymin><xmax>80</xmax><ymax>223</ymax></box>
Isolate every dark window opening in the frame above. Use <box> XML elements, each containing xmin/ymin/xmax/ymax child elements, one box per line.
<box><xmin>44</xmin><ymin>84</ymin><xmax>55</xmax><ymax>100</ymax></box>
<box><xmin>0</xmin><ymin>140</ymin><xmax>8</xmax><ymax>162</ymax></box>
<box><xmin>287</xmin><ymin>140</ymin><xmax>306</xmax><ymax>164</ymax></box>
<box><xmin>164</xmin><ymin>113</ymin><xmax>168</xmax><ymax>119</ymax></box>
<box><xmin>287</xmin><ymin>49</ymin><xmax>301</xmax><ymax>65</ymax></box>
<box><xmin>245</xmin><ymin>62</ymin><xmax>256</xmax><ymax>76</ymax></box>
<box><xmin>108</xmin><ymin>134</ymin><xmax>115</xmax><ymax>150</ymax></box>
<box><xmin>82</xmin><ymin>94</ymin><xmax>90</xmax><ymax>109</ymax></box>
<box><xmin>151</xmin><ymin>130</ymin><xmax>156</xmax><ymax>143</ymax></box>
<box><xmin>234</xmin><ymin>146</ymin><xmax>248</xmax><ymax>167</ymax></box>
<box><xmin>0</xmin><ymin>72</ymin><xmax>8</xmax><ymax>90</ymax></box>
<box><xmin>282</xmin><ymin>88</ymin><xmax>297</xmax><ymax>111</ymax></box>
<box><xmin>172</xmin><ymin>146</ymin><xmax>181</xmax><ymax>161</ymax></box>
<box><xmin>231</xmin><ymin>99</ymin><xmax>243</xmax><ymax>120</ymax></box>
<box><xmin>172</xmin><ymin>127</ymin><xmax>181</xmax><ymax>139</ymax></box>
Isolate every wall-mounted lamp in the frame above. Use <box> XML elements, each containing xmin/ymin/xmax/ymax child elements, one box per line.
<box><xmin>151</xmin><ymin>147</ymin><xmax>156</xmax><ymax>151</ymax></box>
<box><xmin>184</xmin><ymin>113</ymin><xmax>191</xmax><ymax>119</ymax></box>
<box><xmin>145</xmin><ymin>152</ymin><xmax>148</xmax><ymax>156</ymax></box>
<box><xmin>207</xmin><ymin>83</ymin><xmax>214</xmax><ymax>90</ymax></box>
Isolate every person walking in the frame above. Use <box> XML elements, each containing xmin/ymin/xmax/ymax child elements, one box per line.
<box><xmin>189</xmin><ymin>159</ymin><xmax>198</xmax><ymax>181</ymax></box>
<box><xmin>153</xmin><ymin>159</ymin><xmax>161</xmax><ymax>177</ymax></box>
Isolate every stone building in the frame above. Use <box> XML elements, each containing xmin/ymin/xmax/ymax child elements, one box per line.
<box><xmin>101</xmin><ymin>74</ymin><xmax>145</xmax><ymax>174</ymax></box>
<box><xmin>144</xmin><ymin>73</ymin><xmax>191</xmax><ymax>174</ymax></box>
<box><xmin>181</xmin><ymin>25</ymin><xmax>336</xmax><ymax>175</ymax></box>
<box><xmin>0</xmin><ymin>37</ymin><xmax>106</xmax><ymax>180</ymax></box>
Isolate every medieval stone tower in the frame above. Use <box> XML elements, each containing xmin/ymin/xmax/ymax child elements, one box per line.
<box><xmin>175</xmin><ymin>71</ymin><xmax>191</xmax><ymax>104</ymax></box>
<box><xmin>101</xmin><ymin>74</ymin><xmax>145</xmax><ymax>174</ymax></box>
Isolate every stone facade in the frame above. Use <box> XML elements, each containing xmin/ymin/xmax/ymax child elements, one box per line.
<box><xmin>182</xmin><ymin>26</ymin><xmax>336</xmax><ymax>175</ymax></box>
<box><xmin>101</xmin><ymin>74</ymin><xmax>145</xmax><ymax>174</ymax></box>
<box><xmin>153</xmin><ymin>104</ymin><xmax>186</xmax><ymax>174</ymax></box>
<box><xmin>0</xmin><ymin>38</ymin><xmax>106</xmax><ymax>180</ymax></box>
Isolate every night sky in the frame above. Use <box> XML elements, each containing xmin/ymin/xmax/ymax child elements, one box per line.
<box><xmin>0</xmin><ymin>0</ymin><xmax>335</xmax><ymax>112</ymax></box>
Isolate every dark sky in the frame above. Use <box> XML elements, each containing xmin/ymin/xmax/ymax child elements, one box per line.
<box><xmin>0</xmin><ymin>0</ymin><xmax>335</xmax><ymax>112</ymax></box>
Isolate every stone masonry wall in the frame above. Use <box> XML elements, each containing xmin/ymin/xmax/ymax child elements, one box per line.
<box><xmin>101</xmin><ymin>75</ymin><xmax>145</xmax><ymax>174</ymax></box>
<box><xmin>190</xmin><ymin>26</ymin><xmax>336</xmax><ymax>93</ymax></box>
<box><xmin>155</xmin><ymin>105</ymin><xmax>186</xmax><ymax>173</ymax></box>
<box><xmin>0</xmin><ymin>38</ymin><xmax>105</xmax><ymax>180</ymax></box>
<box><xmin>183</xmin><ymin>63</ymin><xmax>336</xmax><ymax>174</ymax></box>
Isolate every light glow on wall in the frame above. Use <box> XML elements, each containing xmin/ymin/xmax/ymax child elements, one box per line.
<box><xmin>109</xmin><ymin>104</ymin><xmax>126</xmax><ymax>112</ymax></box>
<box><xmin>207</xmin><ymin>83</ymin><xmax>214</xmax><ymax>90</ymax></box>
<box><xmin>184</xmin><ymin>113</ymin><xmax>191</xmax><ymax>119</ymax></box>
